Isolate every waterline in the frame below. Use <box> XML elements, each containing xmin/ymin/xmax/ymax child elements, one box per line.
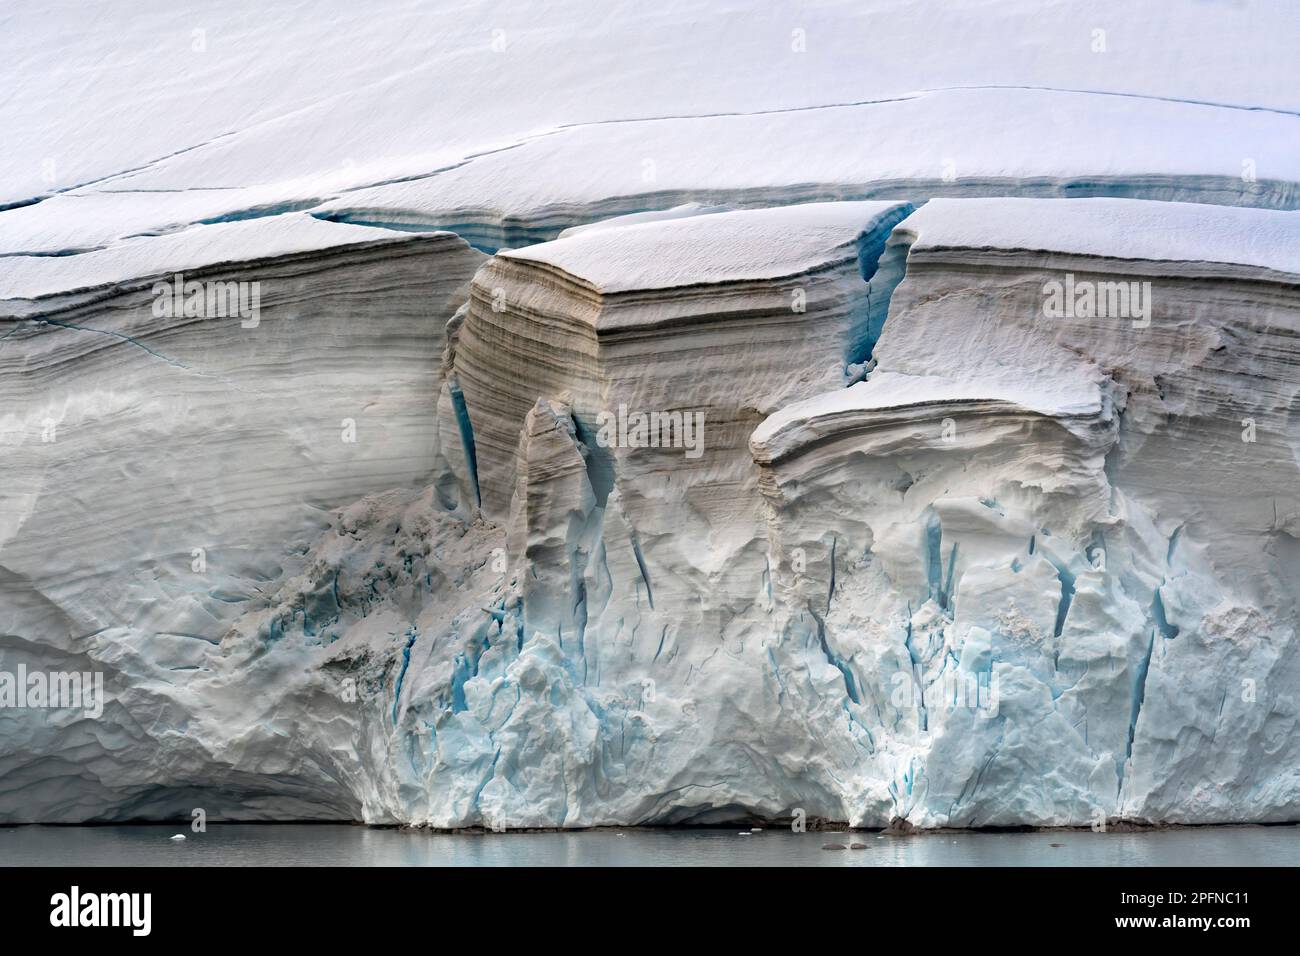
<box><xmin>2</xmin><ymin>824</ymin><xmax>1295</xmax><ymax>867</ymax></box>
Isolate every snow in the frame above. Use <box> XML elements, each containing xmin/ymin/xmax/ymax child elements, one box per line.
<box><xmin>5</xmin><ymin>0</ymin><xmax>1295</xmax><ymax>208</ymax></box>
<box><xmin>752</xmin><ymin>371</ymin><xmax>1107</xmax><ymax>464</ymax></box>
<box><xmin>556</xmin><ymin>203</ymin><xmax>733</xmax><ymax>239</ymax></box>
<box><xmin>504</xmin><ymin>201</ymin><xmax>910</xmax><ymax>293</ymax></box>
<box><xmin>4</xmin><ymin>2</ymin><xmax>1298</xmax><ymax>255</ymax></box>
<box><xmin>899</xmin><ymin>198</ymin><xmax>1300</xmax><ymax>275</ymax></box>
<box><xmin>2</xmin><ymin>2</ymin><xmax>1298</xmax><ymax>828</ymax></box>
<box><xmin>314</xmin><ymin>87</ymin><xmax>1299</xmax><ymax>245</ymax></box>
<box><xmin>0</xmin><ymin>213</ymin><xmax>455</xmax><ymax>304</ymax></box>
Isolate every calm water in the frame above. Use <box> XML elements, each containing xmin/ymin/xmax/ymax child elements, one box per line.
<box><xmin>2</xmin><ymin>824</ymin><xmax>1296</xmax><ymax>866</ymax></box>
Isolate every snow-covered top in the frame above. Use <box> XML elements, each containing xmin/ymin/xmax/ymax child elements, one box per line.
<box><xmin>0</xmin><ymin>214</ymin><xmax>453</xmax><ymax>303</ymax></box>
<box><xmin>900</xmin><ymin>199</ymin><xmax>1300</xmax><ymax>275</ymax></box>
<box><xmin>13</xmin><ymin>85</ymin><xmax>1297</xmax><ymax>259</ymax></box>
<box><xmin>315</xmin><ymin>87</ymin><xmax>1299</xmax><ymax>229</ymax></box>
<box><xmin>3</xmin><ymin>1</ymin><xmax>1298</xmax><ymax>256</ymax></box>
<box><xmin>4</xmin><ymin>0</ymin><xmax>1295</xmax><ymax>207</ymax></box>
<box><xmin>557</xmin><ymin>203</ymin><xmax>733</xmax><ymax>239</ymax></box>
<box><xmin>502</xmin><ymin>201</ymin><xmax>910</xmax><ymax>292</ymax></box>
<box><xmin>0</xmin><ymin>186</ymin><xmax>332</xmax><ymax>259</ymax></box>
<box><xmin>751</xmin><ymin>371</ymin><xmax>1103</xmax><ymax>461</ymax></box>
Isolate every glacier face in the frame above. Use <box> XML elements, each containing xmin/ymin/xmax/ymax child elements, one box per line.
<box><xmin>1</xmin><ymin>1</ymin><xmax>1298</xmax><ymax>826</ymax></box>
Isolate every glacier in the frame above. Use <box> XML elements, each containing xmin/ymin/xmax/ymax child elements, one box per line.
<box><xmin>0</xmin><ymin>0</ymin><xmax>1298</xmax><ymax>827</ymax></box>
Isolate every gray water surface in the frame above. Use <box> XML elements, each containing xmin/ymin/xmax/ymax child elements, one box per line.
<box><xmin>2</xmin><ymin>824</ymin><xmax>1297</xmax><ymax>866</ymax></box>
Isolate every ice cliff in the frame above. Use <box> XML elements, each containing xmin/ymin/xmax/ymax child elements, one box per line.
<box><xmin>1</xmin><ymin>1</ymin><xmax>1297</xmax><ymax>826</ymax></box>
